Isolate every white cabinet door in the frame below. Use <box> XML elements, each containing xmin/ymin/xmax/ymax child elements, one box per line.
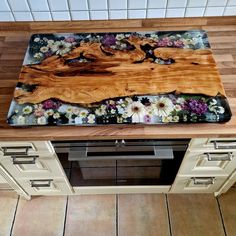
<box><xmin>178</xmin><ymin>150</ymin><xmax>236</xmax><ymax>176</ymax></box>
<box><xmin>171</xmin><ymin>176</ymin><xmax>227</xmax><ymax>193</ymax></box>
<box><xmin>17</xmin><ymin>178</ymin><xmax>72</xmax><ymax>195</ymax></box>
<box><xmin>0</xmin><ymin>153</ymin><xmax>66</xmax><ymax>179</ymax></box>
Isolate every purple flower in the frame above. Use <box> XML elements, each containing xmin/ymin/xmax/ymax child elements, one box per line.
<box><xmin>144</xmin><ymin>115</ymin><xmax>151</xmax><ymax>123</ymax></box>
<box><xmin>182</xmin><ymin>99</ymin><xmax>208</xmax><ymax>115</ymax></box>
<box><xmin>102</xmin><ymin>34</ymin><xmax>116</xmax><ymax>47</ymax></box>
<box><xmin>42</xmin><ymin>99</ymin><xmax>61</xmax><ymax>110</ymax></box>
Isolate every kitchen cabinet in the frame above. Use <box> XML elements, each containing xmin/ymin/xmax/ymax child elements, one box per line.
<box><xmin>0</xmin><ymin>138</ymin><xmax>235</xmax><ymax>199</ymax></box>
<box><xmin>171</xmin><ymin>138</ymin><xmax>236</xmax><ymax>195</ymax></box>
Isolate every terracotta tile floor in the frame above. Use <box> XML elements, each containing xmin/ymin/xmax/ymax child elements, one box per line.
<box><xmin>0</xmin><ymin>187</ymin><xmax>236</xmax><ymax>236</ymax></box>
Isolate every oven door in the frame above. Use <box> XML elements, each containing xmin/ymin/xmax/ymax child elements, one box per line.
<box><xmin>53</xmin><ymin>140</ymin><xmax>188</xmax><ymax>187</ymax></box>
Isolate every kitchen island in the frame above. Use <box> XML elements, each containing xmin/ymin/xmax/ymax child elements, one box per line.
<box><xmin>0</xmin><ymin>17</ymin><xmax>235</xmax><ymax>199</ymax></box>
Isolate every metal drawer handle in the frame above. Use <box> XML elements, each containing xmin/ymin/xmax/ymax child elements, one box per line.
<box><xmin>206</xmin><ymin>152</ymin><xmax>233</xmax><ymax>161</ymax></box>
<box><xmin>2</xmin><ymin>146</ymin><xmax>31</xmax><ymax>156</ymax></box>
<box><xmin>11</xmin><ymin>155</ymin><xmax>39</xmax><ymax>165</ymax></box>
<box><xmin>191</xmin><ymin>177</ymin><xmax>215</xmax><ymax>185</ymax></box>
<box><xmin>30</xmin><ymin>179</ymin><xmax>53</xmax><ymax>188</ymax></box>
<box><xmin>214</xmin><ymin>141</ymin><xmax>236</xmax><ymax>150</ymax></box>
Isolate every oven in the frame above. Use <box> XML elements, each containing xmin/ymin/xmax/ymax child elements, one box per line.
<box><xmin>52</xmin><ymin>139</ymin><xmax>189</xmax><ymax>188</ymax></box>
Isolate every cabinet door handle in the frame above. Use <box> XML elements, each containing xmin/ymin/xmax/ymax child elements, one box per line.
<box><xmin>191</xmin><ymin>177</ymin><xmax>215</xmax><ymax>185</ymax></box>
<box><xmin>206</xmin><ymin>152</ymin><xmax>233</xmax><ymax>161</ymax></box>
<box><xmin>30</xmin><ymin>179</ymin><xmax>53</xmax><ymax>188</ymax></box>
<box><xmin>11</xmin><ymin>155</ymin><xmax>39</xmax><ymax>165</ymax></box>
<box><xmin>214</xmin><ymin>141</ymin><xmax>236</xmax><ymax>150</ymax></box>
<box><xmin>2</xmin><ymin>146</ymin><xmax>31</xmax><ymax>156</ymax></box>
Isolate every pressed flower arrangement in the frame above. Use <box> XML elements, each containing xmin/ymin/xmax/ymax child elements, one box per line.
<box><xmin>7</xmin><ymin>31</ymin><xmax>231</xmax><ymax>126</ymax></box>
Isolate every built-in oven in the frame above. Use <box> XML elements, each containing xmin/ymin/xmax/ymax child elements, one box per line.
<box><xmin>52</xmin><ymin>139</ymin><xmax>189</xmax><ymax>188</ymax></box>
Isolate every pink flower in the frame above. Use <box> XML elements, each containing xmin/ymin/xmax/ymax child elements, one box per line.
<box><xmin>65</xmin><ymin>37</ymin><xmax>76</xmax><ymax>43</ymax></box>
<box><xmin>157</xmin><ymin>37</ymin><xmax>173</xmax><ymax>47</ymax></box>
<box><xmin>173</xmin><ymin>39</ymin><xmax>184</xmax><ymax>48</ymax></box>
<box><xmin>34</xmin><ymin>108</ymin><xmax>45</xmax><ymax>117</ymax></box>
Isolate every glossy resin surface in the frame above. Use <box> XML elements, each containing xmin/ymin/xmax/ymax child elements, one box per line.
<box><xmin>7</xmin><ymin>31</ymin><xmax>231</xmax><ymax>126</ymax></box>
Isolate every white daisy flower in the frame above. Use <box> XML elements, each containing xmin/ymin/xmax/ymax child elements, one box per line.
<box><xmin>66</xmin><ymin>106</ymin><xmax>73</xmax><ymax>114</ymax></box>
<box><xmin>87</xmin><ymin>114</ymin><xmax>96</xmax><ymax>124</ymax></box>
<box><xmin>79</xmin><ymin>109</ymin><xmax>89</xmax><ymax>118</ymax></box>
<box><xmin>95</xmin><ymin>107</ymin><xmax>107</xmax><ymax>116</ymax></box>
<box><xmin>40</xmin><ymin>46</ymin><xmax>49</xmax><ymax>53</ymax></box>
<box><xmin>176</xmin><ymin>97</ymin><xmax>185</xmax><ymax>104</ymax></box>
<box><xmin>17</xmin><ymin>115</ymin><xmax>26</xmax><ymax>125</ymax></box>
<box><xmin>34</xmin><ymin>37</ymin><xmax>40</xmax><ymax>42</ymax></box>
<box><xmin>152</xmin><ymin>97</ymin><xmax>174</xmax><ymax>117</ymax></box>
<box><xmin>150</xmin><ymin>34</ymin><xmax>158</xmax><ymax>41</ymax></box>
<box><xmin>47</xmin><ymin>39</ymin><xmax>54</xmax><ymax>46</ymax></box>
<box><xmin>50</xmin><ymin>41</ymin><xmax>72</xmax><ymax>55</ymax></box>
<box><xmin>45</xmin><ymin>109</ymin><xmax>54</xmax><ymax>117</ymax></box>
<box><xmin>34</xmin><ymin>52</ymin><xmax>43</xmax><ymax>59</ymax></box>
<box><xmin>126</xmin><ymin>101</ymin><xmax>146</xmax><ymax>123</ymax></box>
<box><xmin>22</xmin><ymin>105</ymin><xmax>33</xmax><ymax>115</ymax></box>
<box><xmin>116</xmin><ymin>34</ymin><xmax>125</xmax><ymax>40</ymax></box>
<box><xmin>37</xmin><ymin>116</ymin><xmax>47</xmax><ymax>125</ymax></box>
<box><xmin>53</xmin><ymin>112</ymin><xmax>60</xmax><ymax>119</ymax></box>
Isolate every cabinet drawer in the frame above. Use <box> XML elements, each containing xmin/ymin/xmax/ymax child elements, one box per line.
<box><xmin>0</xmin><ymin>154</ymin><xmax>65</xmax><ymax>179</ymax></box>
<box><xmin>17</xmin><ymin>178</ymin><xmax>72</xmax><ymax>195</ymax></box>
<box><xmin>171</xmin><ymin>176</ymin><xmax>227</xmax><ymax>193</ymax></box>
<box><xmin>189</xmin><ymin>138</ymin><xmax>236</xmax><ymax>151</ymax></box>
<box><xmin>179</xmin><ymin>150</ymin><xmax>236</xmax><ymax>176</ymax></box>
<box><xmin>0</xmin><ymin>141</ymin><xmax>55</xmax><ymax>156</ymax></box>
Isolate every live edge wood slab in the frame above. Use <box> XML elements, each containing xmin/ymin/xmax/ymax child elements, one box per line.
<box><xmin>0</xmin><ymin>17</ymin><xmax>236</xmax><ymax>140</ymax></box>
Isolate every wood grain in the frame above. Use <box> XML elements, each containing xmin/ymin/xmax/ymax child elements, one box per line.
<box><xmin>15</xmin><ymin>41</ymin><xmax>225</xmax><ymax>105</ymax></box>
<box><xmin>168</xmin><ymin>194</ymin><xmax>225</xmax><ymax>236</ymax></box>
<box><xmin>0</xmin><ymin>17</ymin><xmax>236</xmax><ymax>140</ymax></box>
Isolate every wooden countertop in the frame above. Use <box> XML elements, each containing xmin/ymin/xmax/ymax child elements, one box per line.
<box><xmin>0</xmin><ymin>17</ymin><xmax>236</xmax><ymax>140</ymax></box>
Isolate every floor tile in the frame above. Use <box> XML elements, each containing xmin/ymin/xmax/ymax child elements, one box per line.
<box><xmin>168</xmin><ymin>194</ymin><xmax>225</xmax><ymax>236</ymax></box>
<box><xmin>118</xmin><ymin>194</ymin><xmax>170</xmax><ymax>236</ymax></box>
<box><xmin>218</xmin><ymin>188</ymin><xmax>236</xmax><ymax>236</ymax></box>
<box><xmin>0</xmin><ymin>191</ymin><xmax>18</xmax><ymax>236</ymax></box>
<box><xmin>12</xmin><ymin>196</ymin><xmax>67</xmax><ymax>236</ymax></box>
<box><xmin>64</xmin><ymin>195</ymin><xmax>116</xmax><ymax>236</ymax></box>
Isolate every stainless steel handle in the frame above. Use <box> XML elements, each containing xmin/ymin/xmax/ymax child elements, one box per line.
<box><xmin>206</xmin><ymin>152</ymin><xmax>233</xmax><ymax>161</ymax></box>
<box><xmin>214</xmin><ymin>141</ymin><xmax>236</xmax><ymax>150</ymax></box>
<box><xmin>69</xmin><ymin>146</ymin><xmax>173</xmax><ymax>160</ymax></box>
<box><xmin>2</xmin><ymin>146</ymin><xmax>31</xmax><ymax>156</ymax></box>
<box><xmin>191</xmin><ymin>177</ymin><xmax>215</xmax><ymax>185</ymax></box>
<box><xmin>11</xmin><ymin>155</ymin><xmax>39</xmax><ymax>165</ymax></box>
<box><xmin>30</xmin><ymin>179</ymin><xmax>53</xmax><ymax>188</ymax></box>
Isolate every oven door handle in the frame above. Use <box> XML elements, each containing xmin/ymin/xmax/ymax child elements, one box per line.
<box><xmin>68</xmin><ymin>146</ymin><xmax>174</xmax><ymax>160</ymax></box>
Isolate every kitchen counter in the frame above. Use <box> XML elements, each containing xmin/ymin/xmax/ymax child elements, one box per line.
<box><xmin>0</xmin><ymin>17</ymin><xmax>236</xmax><ymax>140</ymax></box>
